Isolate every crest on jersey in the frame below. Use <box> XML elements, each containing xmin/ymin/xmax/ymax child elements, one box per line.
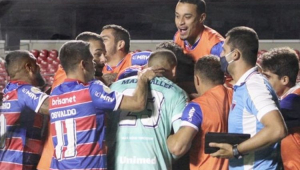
<box><xmin>31</xmin><ymin>87</ymin><xmax>41</xmax><ymax>94</ymax></box>
<box><xmin>103</xmin><ymin>86</ymin><xmax>112</xmax><ymax>93</ymax></box>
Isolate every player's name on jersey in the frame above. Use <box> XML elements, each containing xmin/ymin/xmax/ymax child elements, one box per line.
<box><xmin>52</xmin><ymin>96</ymin><xmax>77</xmax><ymax>106</ymax></box>
<box><xmin>119</xmin><ymin>156</ymin><xmax>157</xmax><ymax>165</ymax></box>
<box><xmin>0</xmin><ymin>102</ymin><xmax>11</xmax><ymax>109</ymax></box>
<box><xmin>121</xmin><ymin>78</ymin><xmax>173</xmax><ymax>89</ymax></box>
<box><xmin>51</xmin><ymin>108</ymin><xmax>77</xmax><ymax>119</ymax></box>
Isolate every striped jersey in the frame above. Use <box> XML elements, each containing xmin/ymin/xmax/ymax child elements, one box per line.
<box><xmin>103</xmin><ymin>51</ymin><xmax>151</xmax><ymax>74</ymax></box>
<box><xmin>49</xmin><ymin>79</ymin><xmax>123</xmax><ymax>170</ymax></box>
<box><xmin>107</xmin><ymin>76</ymin><xmax>188</xmax><ymax>170</ymax></box>
<box><xmin>229</xmin><ymin>67</ymin><xmax>280</xmax><ymax>170</ymax></box>
<box><xmin>0</xmin><ymin>81</ymin><xmax>48</xmax><ymax>170</ymax></box>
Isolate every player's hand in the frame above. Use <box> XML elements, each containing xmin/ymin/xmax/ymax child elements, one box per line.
<box><xmin>209</xmin><ymin>142</ymin><xmax>234</xmax><ymax>159</ymax></box>
<box><xmin>138</xmin><ymin>66</ymin><xmax>165</xmax><ymax>81</ymax></box>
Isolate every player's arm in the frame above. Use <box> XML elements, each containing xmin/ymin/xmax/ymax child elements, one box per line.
<box><xmin>167</xmin><ymin>102</ymin><xmax>202</xmax><ymax>157</ymax></box>
<box><xmin>210</xmin><ymin>110</ymin><xmax>287</xmax><ymax>158</ymax></box>
<box><xmin>167</xmin><ymin>127</ymin><xmax>197</xmax><ymax>157</ymax></box>
<box><xmin>119</xmin><ymin>67</ymin><xmax>164</xmax><ymax>112</ymax></box>
<box><xmin>102</xmin><ymin>73</ymin><xmax>118</xmax><ymax>86</ymax></box>
<box><xmin>38</xmin><ymin>98</ymin><xmax>49</xmax><ymax>115</ymax></box>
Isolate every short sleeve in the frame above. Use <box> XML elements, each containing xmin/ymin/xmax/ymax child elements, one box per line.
<box><xmin>90</xmin><ymin>80</ymin><xmax>123</xmax><ymax>111</ymax></box>
<box><xmin>245</xmin><ymin>77</ymin><xmax>279</xmax><ymax>121</ymax></box>
<box><xmin>210</xmin><ymin>41</ymin><xmax>224</xmax><ymax>57</ymax></box>
<box><xmin>171</xmin><ymin>91</ymin><xmax>188</xmax><ymax>133</ymax></box>
<box><xmin>180</xmin><ymin>102</ymin><xmax>203</xmax><ymax>131</ymax></box>
<box><xmin>18</xmin><ymin>85</ymin><xmax>48</xmax><ymax>113</ymax></box>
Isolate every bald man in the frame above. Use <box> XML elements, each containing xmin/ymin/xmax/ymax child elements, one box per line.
<box><xmin>0</xmin><ymin>50</ymin><xmax>49</xmax><ymax>170</ymax></box>
<box><xmin>106</xmin><ymin>49</ymin><xmax>188</xmax><ymax>170</ymax></box>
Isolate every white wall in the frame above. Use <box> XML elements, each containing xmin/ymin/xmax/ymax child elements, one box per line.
<box><xmin>16</xmin><ymin>39</ymin><xmax>300</xmax><ymax>52</ymax></box>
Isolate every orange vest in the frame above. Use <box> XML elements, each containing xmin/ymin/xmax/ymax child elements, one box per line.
<box><xmin>174</xmin><ymin>26</ymin><xmax>224</xmax><ymax>61</ymax></box>
<box><xmin>102</xmin><ymin>53</ymin><xmax>133</xmax><ymax>74</ymax></box>
<box><xmin>281</xmin><ymin>87</ymin><xmax>300</xmax><ymax>170</ymax></box>
<box><xmin>189</xmin><ymin>85</ymin><xmax>232</xmax><ymax>170</ymax></box>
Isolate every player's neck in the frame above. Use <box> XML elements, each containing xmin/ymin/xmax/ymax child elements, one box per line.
<box><xmin>106</xmin><ymin>52</ymin><xmax>127</xmax><ymax>67</ymax></box>
<box><xmin>186</xmin><ymin>25</ymin><xmax>204</xmax><ymax>45</ymax></box>
<box><xmin>279</xmin><ymin>84</ymin><xmax>294</xmax><ymax>99</ymax></box>
<box><xmin>67</xmin><ymin>73</ymin><xmax>86</xmax><ymax>83</ymax></box>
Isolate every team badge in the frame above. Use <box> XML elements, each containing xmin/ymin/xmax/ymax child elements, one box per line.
<box><xmin>31</xmin><ymin>87</ymin><xmax>41</xmax><ymax>94</ymax></box>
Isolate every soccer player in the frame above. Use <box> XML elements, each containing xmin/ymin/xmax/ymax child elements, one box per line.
<box><xmin>100</xmin><ymin>24</ymin><xmax>151</xmax><ymax>85</ymax></box>
<box><xmin>49</xmin><ymin>40</ymin><xmax>162</xmax><ymax>170</ymax></box>
<box><xmin>37</xmin><ymin>31</ymin><xmax>107</xmax><ymax>170</ymax></box>
<box><xmin>167</xmin><ymin>55</ymin><xmax>232</xmax><ymax>170</ymax></box>
<box><xmin>0</xmin><ymin>50</ymin><xmax>49</xmax><ymax>170</ymax></box>
<box><xmin>209</xmin><ymin>26</ymin><xmax>287</xmax><ymax>170</ymax></box>
<box><xmin>261</xmin><ymin>47</ymin><xmax>300</xmax><ymax>170</ymax></box>
<box><xmin>52</xmin><ymin>31</ymin><xmax>106</xmax><ymax>89</ymax></box>
<box><xmin>174</xmin><ymin>0</ymin><xmax>224</xmax><ymax>61</ymax></box>
<box><xmin>106</xmin><ymin>49</ymin><xmax>188</xmax><ymax>170</ymax></box>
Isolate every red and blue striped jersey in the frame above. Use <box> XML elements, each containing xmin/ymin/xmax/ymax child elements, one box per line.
<box><xmin>49</xmin><ymin>79</ymin><xmax>123</xmax><ymax>170</ymax></box>
<box><xmin>0</xmin><ymin>81</ymin><xmax>48</xmax><ymax>170</ymax></box>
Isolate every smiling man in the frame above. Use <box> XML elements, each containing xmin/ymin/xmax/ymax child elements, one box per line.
<box><xmin>174</xmin><ymin>0</ymin><xmax>224</xmax><ymax>61</ymax></box>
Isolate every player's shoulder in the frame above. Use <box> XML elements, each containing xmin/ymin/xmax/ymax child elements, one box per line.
<box><xmin>130</xmin><ymin>51</ymin><xmax>151</xmax><ymax>66</ymax></box>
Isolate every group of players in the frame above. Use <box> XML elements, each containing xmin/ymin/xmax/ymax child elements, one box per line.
<box><xmin>0</xmin><ymin>0</ymin><xmax>300</xmax><ymax>170</ymax></box>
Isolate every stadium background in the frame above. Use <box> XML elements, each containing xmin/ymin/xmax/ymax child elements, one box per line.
<box><xmin>0</xmin><ymin>0</ymin><xmax>299</xmax><ymax>91</ymax></box>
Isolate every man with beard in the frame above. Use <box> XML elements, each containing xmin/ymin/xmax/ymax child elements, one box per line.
<box><xmin>174</xmin><ymin>0</ymin><xmax>224</xmax><ymax>61</ymax></box>
<box><xmin>0</xmin><ymin>50</ymin><xmax>49</xmax><ymax>170</ymax></box>
<box><xmin>52</xmin><ymin>31</ymin><xmax>106</xmax><ymax>89</ymax></box>
<box><xmin>100</xmin><ymin>24</ymin><xmax>151</xmax><ymax>85</ymax></box>
<box><xmin>37</xmin><ymin>31</ymin><xmax>107</xmax><ymax>170</ymax></box>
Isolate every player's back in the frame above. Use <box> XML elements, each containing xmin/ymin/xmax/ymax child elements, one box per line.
<box><xmin>0</xmin><ymin>82</ymin><xmax>48</xmax><ymax>170</ymax></box>
<box><xmin>49</xmin><ymin>80</ymin><xmax>110</xmax><ymax>170</ymax></box>
<box><xmin>107</xmin><ymin>76</ymin><xmax>188</xmax><ymax>170</ymax></box>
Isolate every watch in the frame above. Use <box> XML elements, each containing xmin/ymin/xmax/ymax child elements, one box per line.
<box><xmin>232</xmin><ymin>144</ymin><xmax>243</xmax><ymax>159</ymax></box>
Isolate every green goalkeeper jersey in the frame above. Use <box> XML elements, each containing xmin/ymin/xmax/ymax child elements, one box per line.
<box><xmin>107</xmin><ymin>76</ymin><xmax>188</xmax><ymax>170</ymax></box>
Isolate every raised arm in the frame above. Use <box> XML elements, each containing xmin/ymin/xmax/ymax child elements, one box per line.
<box><xmin>119</xmin><ymin>67</ymin><xmax>164</xmax><ymax>112</ymax></box>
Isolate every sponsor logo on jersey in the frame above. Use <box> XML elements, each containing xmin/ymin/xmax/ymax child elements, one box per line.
<box><xmin>231</xmin><ymin>100</ymin><xmax>236</xmax><ymax>110</ymax></box>
<box><xmin>119</xmin><ymin>156</ymin><xmax>156</xmax><ymax>165</ymax></box>
<box><xmin>132</xmin><ymin>52</ymin><xmax>151</xmax><ymax>60</ymax></box>
<box><xmin>188</xmin><ymin>107</ymin><xmax>195</xmax><ymax>122</ymax></box>
<box><xmin>31</xmin><ymin>87</ymin><xmax>41</xmax><ymax>94</ymax></box>
<box><xmin>94</xmin><ymin>91</ymin><xmax>115</xmax><ymax>103</ymax></box>
<box><xmin>52</xmin><ymin>96</ymin><xmax>77</xmax><ymax>106</ymax></box>
<box><xmin>22</xmin><ymin>88</ymin><xmax>38</xmax><ymax>100</ymax></box>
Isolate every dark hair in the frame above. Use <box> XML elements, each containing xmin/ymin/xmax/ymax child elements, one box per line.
<box><xmin>156</xmin><ymin>41</ymin><xmax>194</xmax><ymax>82</ymax></box>
<box><xmin>261</xmin><ymin>47</ymin><xmax>299</xmax><ymax>85</ymax></box>
<box><xmin>5</xmin><ymin>50</ymin><xmax>31</xmax><ymax>77</ymax></box>
<box><xmin>148</xmin><ymin>49</ymin><xmax>177</xmax><ymax>68</ymax></box>
<box><xmin>59</xmin><ymin>40</ymin><xmax>92</xmax><ymax>74</ymax></box>
<box><xmin>102</xmin><ymin>24</ymin><xmax>130</xmax><ymax>53</ymax></box>
<box><xmin>76</xmin><ymin>31</ymin><xmax>103</xmax><ymax>43</ymax></box>
<box><xmin>195</xmin><ymin>55</ymin><xmax>224</xmax><ymax>84</ymax></box>
<box><xmin>226</xmin><ymin>26</ymin><xmax>259</xmax><ymax>67</ymax></box>
<box><xmin>178</xmin><ymin>0</ymin><xmax>206</xmax><ymax>14</ymax></box>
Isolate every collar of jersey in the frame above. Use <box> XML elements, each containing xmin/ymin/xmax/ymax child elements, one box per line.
<box><xmin>234</xmin><ymin>67</ymin><xmax>258</xmax><ymax>88</ymax></box>
<box><xmin>64</xmin><ymin>78</ymin><xmax>88</xmax><ymax>85</ymax></box>
<box><xmin>184</xmin><ymin>38</ymin><xmax>201</xmax><ymax>51</ymax></box>
<box><xmin>106</xmin><ymin>57</ymin><xmax>126</xmax><ymax>71</ymax></box>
